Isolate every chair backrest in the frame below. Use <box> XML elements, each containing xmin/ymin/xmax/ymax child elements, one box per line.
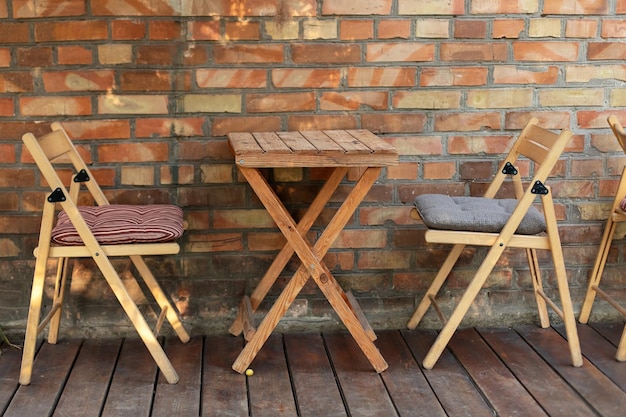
<box><xmin>608</xmin><ymin>115</ymin><xmax>626</xmax><ymax>154</ymax></box>
<box><xmin>483</xmin><ymin>118</ymin><xmax>572</xmax><ymax>200</ymax></box>
<box><xmin>22</xmin><ymin>122</ymin><xmax>108</xmax><ymax>206</ymax></box>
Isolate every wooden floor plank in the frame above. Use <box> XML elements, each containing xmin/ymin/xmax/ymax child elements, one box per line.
<box><xmin>52</xmin><ymin>338</ymin><xmax>121</xmax><ymax>417</ymax></box>
<box><xmin>0</xmin><ymin>345</ymin><xmax>24</xmax><ymax>414</ymax></box>
<box><xmin>555</xmin><ymin>323</ymin><xmax>626</xmax><ymax>391</ymax></box>
<box><xmin>202</xmin><ymin>334</ymin><xmax>248</xmax><ymax>417</ymax></box>
<box><xmin>4</xmin><ymin>340</ymin><xmax>81</xmax><ymax>417</ymax></box>
<box><xmin>324</xmin><ymin>332</ymin><xmax>398</xmax><ymax>417</ymax></box>
<box><xmin>246</xmin><ymin>333</ymin><xmax>298</xmax><ymax>417</ymax></box>
<box><xmin>479</xmin><ymin>327</ymin><xmax>596</xmax><ymax>417</ymax></box>
<box><xmin>152</xmin><ymin>336</ymin><xmax>203</xmax><ymax>417</ymax></box>
<box><xmin>449</xmin><ymin>328</ymin><xmax>549</xmax><ymax>417</ymax></box>
<box><xmin>376</xmin><ymin>330</ymin><xmax>447</xmax><ymax>417</ymax></box>
<box><xmin>590</xmin><ymin>321</ymin><xmax>625</xmax><ymax>348</ymax></box>
<box><xmin>518</xmin><ymin>325</ymin><xmax>626</xmax><ymax>417</ymax></box>
<box><xmin>100</xmin><ymin>338</ymin><xmax>158</xmax><ymax>417</ymax></box>
<box><xmin>402</xmin><ymin>329</ymin><xmax>494</xmax><ymax>417</ymax></box>
<box><xmin>284</xmin><ymin>332</ymin><xmax>347</xmax><ymax>417</ymax></box>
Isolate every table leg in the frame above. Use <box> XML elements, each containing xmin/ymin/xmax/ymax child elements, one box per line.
<box><xmin>232</xmin><ymin>166</ymin><xmax>387</xmax><ymax>373</ymax></box>
<box><xmin>229</xmin><ymin>167</ymin><xmax>348</xmax><ymax>336</ymax></box>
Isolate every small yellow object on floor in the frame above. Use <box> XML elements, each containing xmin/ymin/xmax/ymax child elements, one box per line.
<box><xmin>245</xmin><ymin>369</ymin><xmax>254</xmax><ymax>376</ymax></box>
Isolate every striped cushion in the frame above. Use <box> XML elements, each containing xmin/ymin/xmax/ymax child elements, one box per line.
<box><xmin>51</xmin><ymin>205</ymin><xmax>184</xmax><ymax>245</ymax></box>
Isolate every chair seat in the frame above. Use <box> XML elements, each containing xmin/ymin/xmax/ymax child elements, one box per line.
<box><xmin>414</xmin><ymin>194</ymin><xmax>546</xmax><ymax>235</ymax></box>
<box><xmin>51</xmin><ymin>205</ymin><xmax>184</xmax><ymax>245</ymax></box>
<box><xmin>620</xmin><ymin>197</ymin><xmax>626</xmax><ymax>212</ymax></box>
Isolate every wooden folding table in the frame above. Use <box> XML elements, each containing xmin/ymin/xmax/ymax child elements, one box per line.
<box><xmin>227</xmin><ymin>129</ymin><xmax>398</xmax><ymax>374</ymax></box>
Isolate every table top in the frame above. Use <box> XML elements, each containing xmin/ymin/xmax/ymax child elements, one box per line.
<box><xmin>228</xmin><ymin>129</ymin><xmax>398</xmax><ymax>168</ymax></box>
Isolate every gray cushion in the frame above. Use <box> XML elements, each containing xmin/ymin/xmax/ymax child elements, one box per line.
<box><xmin>414</xmin><ymin>194</ymin><xmax>546</xmax><ymax>235</ymax></box>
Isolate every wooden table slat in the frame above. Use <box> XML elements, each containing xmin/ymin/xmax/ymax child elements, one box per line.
<box><xmin>253</xmin><ymin>132</ymin><xmax>292</xmax><ymax>153</ymax></box>
<box><xmin>277</xmin><ymin>131</ymin><xmax>318</xmax><ymax>152</ymax></box>
<box><xmin>300</xmin><ymin>130</ymin><xmax>345</xmax><ymax>152</ymax></box>
<box><xmin>323</xmin><ymin>130</ymin><xmax>372</xmax><ymax>152</ymax></box>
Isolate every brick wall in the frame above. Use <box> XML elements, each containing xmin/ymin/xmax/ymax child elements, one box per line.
<box><xmin>1</xmin><ymin>0</ymin><xmax>625</xmax><ymax>338</ymax></box>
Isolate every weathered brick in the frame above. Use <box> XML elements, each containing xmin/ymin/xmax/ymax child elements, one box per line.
<box><xmin>0</xmin><ymin>144</ymin><xmax>16</xmax><ymax>163</ymax></box>
<box><xmin>362</xmin><ymin>113</ymin><xmax>426</xmax><ymax>133</ymax></box>
<box><xmin>393</xmin><ymin>90</ymin><xmax>461</xmax><ymax>109</ymax></box>
<box><xmin>367</xmin><ymin>42</ymin><xmax>435</xmax><ymax>62</ymax></box>
<box><xmin>211</xmin><ymin>116</ymin><xmax>282</xmax><ymax>137</ymax></box>
<box><xmin>93</xmin><ymin>0</ymin><xmax>180</xmax><ymax>16</ymax></box>
<box><xmin>136</xmin><ymin>44</ymin><xmax>179</xmax><ymax>65</ymax></box>
<box><xmin>441</xmin><ymin>42</ymin><xmax>507</xmax><ymax>61</ymax></box>
<box><xmin>303</xmin><ymin>19</ymin><xmax>338</xmax><ymax>40</ymax></box>
<box><xmin>420</xmin><ymin>67</ymin><xmax>488</xmax><ymax>86</ymax></box>
<box><xmin>449</xmin><ymin>135</ymin><xmax>513</xmax><ymax>155</ymax></box>
<box><xmin>119</xmin><ymin>70</ymin><xmax>172</xmax><ymax>91</ymax></box>
<box><xmin>513</xmin><ymin>41</ymin><xmax>579</xmax><ymax>61</ymax></box>
<box><xmin>292</xmin><ymin>43</ymin><xmax>361</xmax><ymax>63</ymax></box>
<box><xmin>273</xmin><ymin>69</ymin><xmax>342</xmax><ymax>88</ymax></box>
<box><xmin>494</xmin><ymin>65</ymin><xmax>559</xmax><ymax>84</ymax></box>
<box><xmin>183</xmin><ymin>94</ymin><xmax>241</xmax><ymax>114</ymax></box>
<box><xmin>98</xmin><ymin>142</ymin><xmax>169</xmax><ymax>163</ymax></box>
<box><xmin>467</xmin><ymin>88</ymin><xmax>533</xmax><ymax>109</ymax></box>
<box><xmin>471</xmin><ymin>0</ymin><xmax>539</xmax><ymax>13</ymax></box>
<box><xmin>399</xmin><ymin>0</ymin><xmax>464</xmax><ymax>15</ymax></box>
<box><xmin>386</xmin><ymin>162</ymin><xmax>418</xmax><ymax>180</ymax></box>
<box><xmin>185</xmin><ymin>0</ymin><xmax>316</xmax><ymax>17</ymax></box>
<box><xmin>214</xmin><ymin>44</ymin><xmax>284</xmax><ymax>64</ymax></box>
<box><xmin>35</xmin><ymin>21</ymin><xmax>108</xmax><ymax>41</ymax></box>
<box><xmin>225</xmin><ymin>21</ymin><xmax>261</xmax><ymax>40</ymax></box>
<box><xmin>17</xmin><ymin>47</ymin><xmax>52</xmax><ymax>67</ymax></box>
<box><xmin>571</xmin><ymin>158</ymin><xmax>603</xmax><ymax>178</ymax></box>
<box><xmin>98</xmin><ymin>94</ymin><xmax>168</xmax><ymax>115</ymax></box>
<box><xmin>0</xmin><ymin>49</ymin><xmax>10</xmax><ymax>67</ymax></box>
<box><xmin>588</xmin><ymin>42</ymin><xmax>626</xmax><ymax>60</ymax></box>
<box><xmin>98</xmin><ymin>44</ymin><xmax>133</xmax><ymax>65</ymax></box>
<box><xmin>43</xmin><ymin>70</ymin><xmax>115</xmax><ymax>92</ymax></box>
<box><xmin>415</xmin><ymin>18</ymin><xmax>449</xmax><ymax>38</ymax></box>
<box><xmin>423</xmin><ymin>161</ymin><xmax>456</xmax><ymax>179</ymax></box>
<box><xmin>320</xmin><ymin>91</ymin><xmax>388</xmax><ymax>111</ymax></box>
<box><xmin>378</xmin><ymin>19</ymin><xmax>411</xmax><ymax>39</ymax></box>
<box><xmin>287</xmin><ymin>115</ymin><xmax>358</xmax><ymax>131</ymax></box>
<box><xmin>539</xmin><ymin>88</ymin><xmax>604</xmax><ymax>106</ymax></box>
<box><xmin>322</xmin><ymin>0</ymin><xmax>391</xmax><ymax>15</ymax></box>
<box><xmin>543</xmin><ymin>0</ymin><xmax>609</xmax><ymax>14</ymax></box>
<box><xmin>61</xmin><ymin>119</ymin><xmax>131</xmax><ymax>139</ymax></box>
<box><xmin>121</xmin><ymin>166</ymin><xmax>154</xmax><ymax>185</ymax></box>
<box><xmin>0</xmin><ymin>96</ymin><xmax>13</xmax><ymax>117</ymax></box>
<box><xmin>0</xmin><ymin>72</ymin><xmax>34</xmax><ymax>92</ymax></box>
<box><xmin>135</xmin><ymin>117</ymin><xmax>204</xmax><ymax>138</ymax></box>
<box><xmin>529</xmin><ymin>18</ymin><xmax>563</xmax><ymax>37</ymax></box>
<box><xmin>566</xmin><ymin>19</ymin><xmax>598</xmax><ymax>37</ymax></box>
<box><xmin>196</xmin><ymin>69</ymin><xmax>265</xmax><ymax>89</ymax></box>
<box><xmin>0</xmin><ymin>1</ymin><xmax>6</xmax><ymax>17</ymax></box>
<box><xmin>0</xmin><ymin>23</ymin><xmax>30</xmax><ymax>43</ymax></box>
<box><xmin>149</xmin><ymin>20</ymin><xmax>182</xmax><ymax>40</ymax></box>
<box><xmin>435</xmin><ymin>112</ymin><xmax>501</xmax><ymax>132</ymax></box>
<box><xmin>245</xmin><ymin>93</ymin><xmax>316</xmax><ymax>113</ymax></box>
<box><xmin>20</xmin><ymin>96</ymin><xmax>91</xmax><ymax>116</ymax></box>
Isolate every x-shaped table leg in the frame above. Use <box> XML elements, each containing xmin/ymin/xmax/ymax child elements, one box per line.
<box><xmin>231</xmin><ymin>166</ymin><xmax>388</xmax><ymax>374</ymax></box>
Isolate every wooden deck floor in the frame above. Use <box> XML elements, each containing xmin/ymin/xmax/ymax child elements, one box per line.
<box><xmin>0</xmin><ymin>323</ymin><xmax>624</xmax><ymax>417</ymax></box>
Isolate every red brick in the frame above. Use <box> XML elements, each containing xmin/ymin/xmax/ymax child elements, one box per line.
<box><xmin>0</xmin><ymin>23</ymin><xmax>30</xmax><ymax>43</ymax></box>
<box><xmin>398</xmin><ymin>0</ymin><xmax>464</xmax><ymax>14</ymax></box>
<box><xmin>0</xmin><ymin>144</ymin><xmax>16</xmax><ymax>163</ymax></box>
<box><xmin>57</xmin><ymin>46</ymin><xmax>93</xmax><ymax>65</ymax></box>
<box><xmin>449</xmin><ymin>135</ymin><xmax>513</xmax><ymax>155</ymax></box>
<box><xmin>98</xmin><ymin>94</ymin><xmax>168</xmax><ymax>115</ymax></box>
<box><xmin>13</xmin><ymin>0</ymin><xmax>86</xmax><ymax>17</ymax></box>
<box><xmin>423</xmin><ymin>161</ymin><xmax>456</xmax><ymax>180</ymax></box>
<box><xmin>187</xmin><ymin>21</ymin><xmax>220</xmax><ymax>41</ymax></box>
<box><xmin>187</xmin><ymin>0</ymin><xmax>316</xmax><ymax>17</ymax></box>
<box><xmin>362</xmin><ymin>113</ymin><xmax>426</xmax><ymax>134</ymax></box>
<box><xmin>619</xmin><ymin>0</ymin><xmax>626</xmax><ymax>13</ymax></box>
<box><xmin>225</xmin><ymin>21</ymin><xmax>261</xmax><ymax>40</ymax></box>
<box><xmin>214</xmin><ymin>44</ymin><xmax>284</xmax><ymax>64</ymax></box>
<box><xmin>0</xmin><ymin>98</ymin><xmax>14</xmax><ymax>117</ymax></box>
<box><xmin>367</xmin><ymin>42</ymin><xmax>435</xmax><ymax>62</ymax></box>
<box><xmin>455</xmin><ymin>20</ymin><xmax>487</xmax><ymax>38</ymax></box>
<box><xmin>292</xmin><ymin>43</ymin><xmax>361</xmax><ymax>64</ymax></box>
<box><xmin>149</xmin><ymin>20</ymin><xmax>182</xmax><ymax>40</ymax></box>
<box><xmin>505</xmin><ymin>111</ymin><xmax>572</xmax><ymax>130</ymax></box>
<box><xmin>60</xmin><ymin>120</ymin><xmax>131</xmax><ymax>140</ymax></box>
<box><xmin>544</xmin><ymin>0</ymin><xmax>609</xmax><ymax>14</ymax></box>
<box><xmin>320</xmin><ymin>91</ymin><xmax>388</xmax><ymax>111</ymax></box>
<box><xmin>588</xmin><ymin>42</ymin><xmax>626</xmax><ymax>60</ymax></box>
<box><xmin>441</xmin><ymin>42</ymin><xmax>508</xmax><ymax>61</ymax></box>
<box><xmin>513</xmin><ymin>41</ymin><xmax>579</xmax><ymax>61</ymax></box>
<box><xmin>0</xmin><ymin>1</ymin><xmax>6</xmax><ymax>17</ymax></box>
<box><xmin>112</xmin><ymin>19</ymin><xmax>146</xmax><ymax>40</ymax></box>
<box><xmin>493</xmin><ymin>19</ymin><xmax>525</xmax><ymax>38</ymax></box>
<box><xmin>571</xmin><ymin>158</ymin><xmax>603</xmax><ymax>178</ymax></box>
<box><xmin>0</xmin><ymin>72</ymin><xmax>34</xmax><ymax>92</ymax></box>
<box><xmin>92</xmin><ymin>0</ymin><xmax>179</xmax><ymax>16</ymax></box>
<box><xmin>43</xmin><ymin>70</ymin><xmax>115</xmax><ymax>92</ymax></box>
<box><xmin>98</xmin><ymin>143</ymin><xmax>169</xmax><ymax>163</ymax></box>
<box><xmin>136</xmin><ymin>118</ymin><xmax>204</xmax><ymax>138</ymax></box>
<box><xmin>387</xmin><ymin>162</ymin><xmax>418</xmax><ymax>180</ymax></box>
<box><xmin>566</xmin><ymin>19</ymin><xmax>598</xmax><ymax>37</ymax></box>
<box><xmin>246</xmin><ymin>92</ymin><xmax>315</xmax><ymax>113</ymax></box>
<box><xmin>471</xmin><ymin>0</ymin><xmax>539</xmax><ymax>14</ymax></box>
<box><xmin>196</xmin><ymin>69</ymin><xmax>265</xmax><ymax>89</ymax></box>
<box><xmin>0</xmin><ymin>49</ymin><xmax>10</xmax><ymax>67</ymax></box>
<box><xmin>35</xmin><ymin>21</ymin><xmax>108</xmax><ymax>41</ymax></box>
<box><xmin>378</xmin><ymin>20</ymin><xmax>411</xmax><ymax>39</ymax></box>
<box><xmin>211</xmin><ymin>116</ymin><xmax>282</xmax><ymax>137</ymax></box>
<box><xmin>287</xmin><ymin>115</ymin><xmax>358</xmax><ymax>131</ymax></box>
<box><xmin>120</xmin><ymin>70</ymin><xmax>172</xmax><ymax>91</ymax></box>
<box><xmin>340</xmin><ymin>20</ymin><xmax>374</xmax><ymax>40</ymax></box>
<box><xmin>435</xmin><ymin>112</ymin><xmax>501</xmax><ymax>132</ymax></box>
<box><xmin>348</xmin><ymin>67</ymin><xmax>415</xmax><ymax>87</ymax></box>
<box><xmin>17</xmin><ymin>47</ymin><xmax>53</xmax><ymax>67</ymax></box>
<box><xmin>136</xmin><ymin>44</ymin><xmax>179</xmax><ymax>65</ymax></box>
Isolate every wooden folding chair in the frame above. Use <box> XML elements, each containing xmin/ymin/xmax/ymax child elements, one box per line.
<box><xmin>407</xmin><ymin>118</ymin><xmax>583</xmax><ymax>369</ymax></box>
<box><xmin>19</xmin><ymin>123</ymin><xmax>190</xmax><ymax>385</ymax></box>
<box><xmin>579</xmin><ymin>115</ymin><xmax>626</xmax><ymax>361</ymax></box>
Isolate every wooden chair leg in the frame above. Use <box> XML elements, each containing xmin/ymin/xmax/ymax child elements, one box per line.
<box><xmin>552</xmin><ymin>252</ymin><xmax>583</xmax><ymax>367</ymax></box>
<box><xmin>48</xmin><ymin>257</ymin><xmax>69</xmax><ymax>344</ymax></box>
<box><xmin>131</xmin><ymin>255</ymin><xmax>190</xmax><ymax>343</ymax></box>
<box><xmin>407</xmin><ymin>244</ymin><xmax>465</xmax><ymax>330</ymax></box>
<box><xmin>19</xmin><ymin>256</ymin><xmax>48</xmax><ymax>385</ymax></box>
<box><xmin>617</xmin><ymin>325</ymin><xmax>626</xmax><ymax>362</ymax></box>
<box><xmin>579</xmin><ymin>218</ymin><xmax>616</xmax><ymax>324</ymax></box>
<box><xmin>527</xmin><ymin>248</ymin><xmax>550</xmax><ymax>328</ymax></box>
